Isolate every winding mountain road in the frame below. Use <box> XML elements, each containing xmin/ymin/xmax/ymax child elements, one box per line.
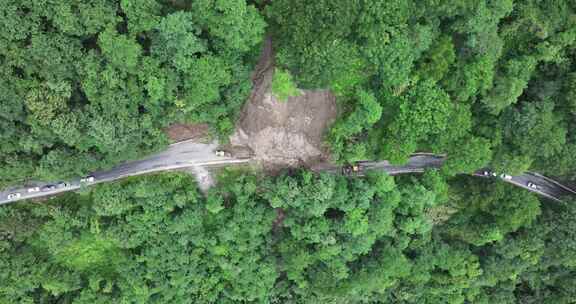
<box><xmin>312</xmin><ymin>154</ymin><xmax>571</xmax><ymax>202</ymax></box>
<box><xmin>0</xmin><ymin>141</ymin><xmax>250</xmax><ymax>205</ymax></box>
<box><xmin>0</xmin><ymin>141</ymin><xmax>574</xmax><ymax>205</ymax></box>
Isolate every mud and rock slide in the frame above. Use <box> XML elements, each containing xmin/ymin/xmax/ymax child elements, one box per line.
<box><xmin>229</xmin><ymin>36</ymin><xmax>338</xmax><ymax>169</ymax></box>
<box><xmin>165</xmin><ymin>123</ymin><xmax>210</xmax><ymax>143</ymax></box>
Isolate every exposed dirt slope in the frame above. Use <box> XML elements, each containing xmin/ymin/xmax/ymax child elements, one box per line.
<box><xmin>230</xmin><ymin>36</ymin><xmax>338</xmax><ymax>168</ymax></box>
<box><xmin>165</xmin><ymin>123</ymin><xmax>210</xmax><ymax>143</ymax></box>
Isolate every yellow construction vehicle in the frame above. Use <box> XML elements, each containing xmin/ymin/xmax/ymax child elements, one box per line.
<box><xmin>342</xmin><ymin>163</ymin><xmax>361</xmax><ymax>176</ymax></box>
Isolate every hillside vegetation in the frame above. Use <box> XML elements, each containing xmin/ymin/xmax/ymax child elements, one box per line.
<box><xmin>1</xmin><ymin>172</ymin><xmax>574</xmax><ymax>303</ymax></box>
<box><xmin>268</xmin><ymin>0</ymin><xmax>576</xmax><ymax>178</ymax></box>
<box><xmin>1</xmin><ymin>1</ymin><xmax>576</xmax><ymax>303</ymax></box>
<box><xmin>0</xmin><ymin>0</ymin><xmax>264</xmax><ymax>186</ymax></box>
<box><xmin>3</xmin><ymin>1</ymin><xmax>576</xmax><ymax>184</ymax></box>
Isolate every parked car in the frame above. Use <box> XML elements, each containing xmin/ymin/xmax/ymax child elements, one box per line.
<box><xmin>7</xmin><ymin>193</ymin><xmax>21</xmax><ymax>200</ymax></box>
<box><xmin>56</xmin><ymin>182</ymin><xmax>69</xmax><ymax>188</ymax></box>
<box><xmin>500</xmin><ymin>174</ymin><xmax>513</xmax><ymax>180</ymax></box>
<box><xmin>41</xmin><ymin>185</ymin><xmax>56</xmax><ymax>191</ymax></box>
<box><xmin>215</xmin><ymin>150</ymin><xmax>231</xmax><ymax>157</ymax></box>
<box><xmin>81</xmin><ymin>176</ymin><xmax>95</xmax><ymax>183</ymax></box>
<box><xmin>527</xmin><ymin>182</ymin><xmax>539</xmax><ymax>190</ymax></box>
<box><xmin>483</xmin><ymin>171</ymin><xmax>494</xmax><ymax>177</ymax></box>
<box><xmin>27</xmin><ymin>187</ymin><xmax>40</xmax><ymax>193</ymax></box>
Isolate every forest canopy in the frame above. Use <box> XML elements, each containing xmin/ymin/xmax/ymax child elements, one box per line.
<box><xmin>267</xmin><ymin>0</ymin><xmax>576</xmax><ymax>178</ymax></box>
<box><xmin>2</xmin><ymin>1</ymin><xmax>576</xmax><ymax>303</ymax></box>
<box><xmin>3</xmin><ymin>0</ymin><xmax>576</xmax><ymax>185</ymax></box>
<box><xmin>0</xmin><ymin>0</ymin><xmax>265</xmax><ymax>186</ymax></box>
<box><xmin>0</xmin><ymin>171</ymin><xmax>573</xmax><ymax>303</ymax></box>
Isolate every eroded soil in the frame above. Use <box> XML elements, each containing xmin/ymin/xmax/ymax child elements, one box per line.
<box><xmin>230</xmin><ymin>36</ymin><xmax>338</xmax><ymax>169</ymax></box>
<box><xmin>165</xmin><ymin>123</ymin><xmax>210</xmax><ymax>143</ymax></box>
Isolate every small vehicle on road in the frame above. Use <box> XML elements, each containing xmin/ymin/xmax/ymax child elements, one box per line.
<box><xmin>342</xmin><ymin>163</ymin><xmax>362</xmax><ymax>176</ymax></box>
<box><xmin>56</xmin><ymin>182</ymin><xmax>69</xmax><ymax>188</ymax></box>
<box><xmin>81</xmin><ymin>176</ymin><xmax>95</xmax><ymax>183</ymax></box>
<box><xmin>42</xmin><ymin>185</ymin><xmax>56</xmax><ymax>191</ymax></box>
<box><xmin>7</xmin><ymin>193</ymin><xmax>21</xmax><ymax>200</ymax></box>
<box><xmin>482</xmin><ymin>171</ymin><xmax>497</xmax><ymax>177</ymax></box>
<box><xmin>215</xmin><ymin>150</ymin><xmax>231</xmax><ymax>157</ymax></box>
<box><xmin>527</xmin><ymin>182</ymin><xmax>540</xmax><ymax>190</ymax></box>
<box><xmin>500</xmin><ymin>174</ymin><xmax>513</xmax><ymax>180</ymax></box>
<box><xmin>27</xmin><ymin>187</ymin><xmax>40</xmax><ymax>193</ymax></box>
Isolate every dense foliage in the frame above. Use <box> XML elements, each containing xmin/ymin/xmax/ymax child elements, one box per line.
<box><xmin>1</xmin><ymin>171</ymin><xmax>572</xmax><ymax>303</ymax></box>
<box><xmin>2</xmin><ymin>2</ymin><xmax>575</xmax><ymax>303</ymax></box>
<box><xmin>0</xmin><ymin>0</ymin><xmax>265</xmax><ymax>186</ymax></box>
<box><xmin>3</xmin><ymin>0</ymin><xmax>575</xmax><ymax>183</ymax></box>
<box><xmin>271</xmin><ymin>68</ymin><xmax>300</xmax><ymax>102</ymax></box>
<box><xmin>267</xmin><ymin>0</ymin><xmax>576</xmax><ymax>178</ymax></box>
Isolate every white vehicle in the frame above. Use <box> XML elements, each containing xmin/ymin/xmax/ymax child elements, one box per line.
<box><xmin>527</xmin><ymin>182</ymin><xmax>539</xmax><ymax>190</ymax></box>
<box><xmin>500</xmin><ymin>174</ymin><xmax>513</xmax><ymax>180</ymax></box>
<box><xmin>215</xmin><ymin>150</ymin><xmax>231</xmax><ymax>157</ymax></box>
<box><xmin>483</xmin><ymin>171</ymin><xmax>496</xmax><ymax>177</ymax></box>
<box><xmin>81</xmin><ymin>176</ymin><xmax>95</xmax><ymax>183</ymax></box>
<box><xmin>7</xmin><ymin>193</ymin><xmax>21</xmax><ymax>200</ymax></box>
<box><xmin>27</xmin><ymin>187</ymin><xmax>40</xmax><ymax>193</ymax></box>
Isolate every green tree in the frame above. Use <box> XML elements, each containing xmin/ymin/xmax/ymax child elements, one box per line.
<box><xmin>0</xmin><ymin>0</ymin><xmax>265</xmax><ymax>186</ymax></box>
<box><xmin>98</xmin><ymin>27</ymin><xmax>142</xmax><ymax>69</ymax></box>
<box><xmin>442</xmin><ymin>136</ymin><xmax>492</xmax><ymax>176</ymax></box>
<box><xmin>376</xmin><ymin>80</ymin><xmax>453</xmax><ymax>163</ymax></box>
<box><xmin>328</xmin><ymin>89</ymin><xmax>382</xmax><ymax>161</ymax></box>
<box><xmin>272</xmin><ymin>68</ymin><xmax>300</xmax><ymax>101</ymax></box>
<box><xmin>445</xmin><ymin>179</ymin><xmax>541</xmax><ymax>246</ymax></box>
<box><xmin>417</xmin><ymin>35</ymin><xmax>456</xmax><ymax>83</ymax></box>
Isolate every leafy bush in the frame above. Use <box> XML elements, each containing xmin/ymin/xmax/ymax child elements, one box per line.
<box><xmin>271</xmin><ymin>68</ymin><xmax>301</xmax><ymax>101</ymax></box>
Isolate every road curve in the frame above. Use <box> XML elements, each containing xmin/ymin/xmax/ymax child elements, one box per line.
<box><xmin>0</xmin><ymin>140</ymin><xmax>250</xmax><ymax>205</ymax></box>
<box><xmin>312</xmin><ymin>156</ymin><xmax>573</xmax><ymax>202</ymax></box>
<box><xmin>0</xmin><ymin>144</ymin><xmax>573</xmax><ymax>205</ymax></box>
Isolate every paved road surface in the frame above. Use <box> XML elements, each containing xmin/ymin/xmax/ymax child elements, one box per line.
<box><xmin>312</xmin><ymin>154</ymin><xmax>572</xmax><ymax>202</ymax></box>
<box><xmin>0</xmin><ymin>144</ymin><xmax>574</xmax><ymax>205</ymax></box>
<box><xmin>0</xmin><ymin>141</ymin><xmax>249</xmax><ymax>205</ymax></box>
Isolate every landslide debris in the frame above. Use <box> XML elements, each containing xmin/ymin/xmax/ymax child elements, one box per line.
<box><xmin>230</xmin><ymin>36</ymin><xmax>337</xmax><ymax>168</ymax></box>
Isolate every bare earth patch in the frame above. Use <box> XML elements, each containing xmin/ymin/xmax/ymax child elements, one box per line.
<box><xmin>230</xmin><ymin>36</ymin><xmax>338</xmax><ymax>169</ymax></box>
<box><xmin>165</xmin><ymin>123</ymin><xmax>210</xmax><ymax>143</ymax></box>
<box><xmin>185</xmin><ymin>165</ymin><xmax>215</xmax><ymax>194</ymax></box>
